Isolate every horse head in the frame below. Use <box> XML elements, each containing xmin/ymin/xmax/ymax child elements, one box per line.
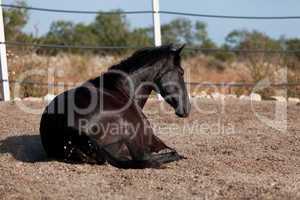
<box><xmin>155</xmin><ymin>44</ymin><xmax>191</xmax><ymax>118</ymax></box>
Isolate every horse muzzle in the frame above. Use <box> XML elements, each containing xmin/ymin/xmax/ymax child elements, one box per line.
<box><xmin>175</xmin><ymin>103</ymin><xmax>191</xmax><ymax>118</ymax></box>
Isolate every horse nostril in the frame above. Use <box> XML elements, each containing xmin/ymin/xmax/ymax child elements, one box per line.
<box><xmin>175</xmin><ymin>109</ymin><xmax>189</xmax><ymax>118</ymax></box>
<box><xmin>175</xmin><ymin>112</ymin><xmax>184</xmax><ymax>117</ymax></box>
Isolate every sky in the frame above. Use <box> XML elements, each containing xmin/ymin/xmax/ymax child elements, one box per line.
<box><xmin>4</xmin><ymin>0</ymin><xmax>300</xmax><ymax>44</ymax></box>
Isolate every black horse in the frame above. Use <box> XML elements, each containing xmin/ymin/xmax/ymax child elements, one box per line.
<box><xmin>40</xmin><ymin>44</ymin><xmax>191</xmax><ymax>169</ymax></box>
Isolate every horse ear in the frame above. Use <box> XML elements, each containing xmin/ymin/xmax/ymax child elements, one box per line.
<box><xmin>169</xmin><ymin>44</ymin><xmax>185</xmax><ymax>54</ymax></box>
<box><xmin>176</xmin><ymin>44</ymin><xmax>185</xmax><ymax>54</ymax></box>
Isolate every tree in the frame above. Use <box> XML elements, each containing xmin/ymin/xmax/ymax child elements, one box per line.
<box><xmin>3</xmin><ymin>0</ymin><xmax>31</xmax><ymax>41</ymax></box>
<box><xmin>40</xmin><ymin>10</ymin><xmax>153</xmax><ymax>54</ymax></box>
<box><xmin>90</xmin><ymin>11</ymin><xmax>130</xmax><ymax>47</ymax></box>
<box><xmin>194</xmin><ymin>21</ymin><xmax>215</xmax><ymax>49</ymax></box>
<box><xmin>129</xmin><ymin>28</ymin><xmax>152</xmax><ymax>47</ymax></box>
<box><xmin>45</xmin><ymin>21</ymin><xmax>75</xmax><ymax>45</ymax></box>
<box><xmin>225</xmin><ymin>30</ymin><xmax>283</xmax><ymax>82</ymax></box>
<box><xmin>73</xmin><ymin>23</ymin><xmax>98</xmax><ymax>46</ymax></box>
<box><xmin>161</xmin><ymin>18</ymin><xmax>193</xmax><ymax>45</ymax></box>
<box><xmin>225</xmin><ymin>30</ymin><xmax>247</xmax><ymax>49</ymax></box>
<box><xmin>285</xmin><ymin>38</ymin><xmax>300</xmax><ymax>60</ymax></box>
<box><xmin>225</xmin><ymin>30</ymin><xmax>282</xmax><ymax>50</ymax></box>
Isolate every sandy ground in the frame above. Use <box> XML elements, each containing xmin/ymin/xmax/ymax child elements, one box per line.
<box><xmin>0</xmin><ymin>99</ymin><xmax>300</xmax><ymax>200</ymax></box>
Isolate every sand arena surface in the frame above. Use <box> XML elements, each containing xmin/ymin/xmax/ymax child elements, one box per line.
<box><xmin>0</xmin><ymin>99</ymin><xmax>299</xmax><ymax>200</ymax></box>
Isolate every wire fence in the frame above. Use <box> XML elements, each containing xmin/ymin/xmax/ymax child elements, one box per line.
<box><xmin>1</xmin><ymin>79</ymin><xmax>300</xmax><ymax>89</ymax></box>
<box><xmin>0</xmin><ymin>79</ymin><xmax>76</xmax><ymax>87</ymax></box>
<box><xmin>1</xmin><ymin>41</ymin><xmax>144</xmax><ymax>50</ymax></box>
<box><xmin>0</xmin><ymin>4</ymin><xmax>153</xmax><ymax>15</ymax></box>
<box><xmin>3</xmin><ymin>41</ymin><xmax>300</xmax><ymax>54</ymax></box>
<box><xmin>3</xmin><ymin>4</ymin><xmax>300</xmax><ymax>19</ymax></box>
<box><xmin>2</xmin><ymin>3</ymin><xmax>300</xmax><ymax>90</ymax></box>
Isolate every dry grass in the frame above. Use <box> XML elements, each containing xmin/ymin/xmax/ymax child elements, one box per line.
<box><xmin>7</xmin><ymin>53</ymin><xmax>123</xmax><ymax>97</ymax></box>
<box><xmin>6</xmin><ymin>51</ymin><xmax>299</xmax><ymax>98</ymax></box>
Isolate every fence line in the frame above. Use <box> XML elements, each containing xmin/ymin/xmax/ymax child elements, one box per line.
<box><xmin>185</xmin><ymin>47</ymin><xmax>300</xmax><ymax>54</ymax></box>
<box><xmin>0</xmin><ymin>79</ymin><xmax>77</xmax><ymax>87</ymax></box>
<box><xmin>159</xmin><ymin>11</ymin><xmax>300</xmax><ymax>20</ymax></box>
<box><xmin>186</xmin><ymin>82</ymin><xmax>300</xmax><ymax>88</ymax></box>
<box><xmin>3</xmin><ymin>41</ymin><xmax>300</xmax><ymax>54</ymax></box>
<box><xmin>0</xmin><ymin>4</ymin><xmax>153</xmax><ymax>15</ymax></box>
<box><xmin>1</xmin><ymin>79</ymin><xmax>300</xmax><ymax>88</ymax></box>
<box><xmin>2</xmin><ymin>4</ymin><xmax>300</xmax><ymax>20</ymax></box>
<box><xmin>1</xmin><ymin>41</ymin><xmax>144</xmax><ymax>50</ymax></box>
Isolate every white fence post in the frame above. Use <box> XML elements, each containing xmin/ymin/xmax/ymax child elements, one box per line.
<box><xmin>152</xmin><ymin>0</ymin><xmax>163</xmax><ymax>100</ymax></box>
<box><xmin>0</xmin><ymin>1</ymin><xmax>10</xmax><ymax>101</ymax></box>
<box><xmin>152</xmin><ymin>0</ymin><xmax>162</xmax><ymax>47</ymax></box>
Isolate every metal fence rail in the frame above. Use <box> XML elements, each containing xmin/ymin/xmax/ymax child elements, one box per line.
<box><xmin>0</xmin><ymin>79</ymin><xmax>76</xmax><ymax>87</ymax></box>
<box><xmin>0</xmin><ymin>4</ymin><xmax>153</xmax><ymax>15</ymax></box>
<box><xmin>1</xmin><ymin>41</ymin><xmax>144</xmax><ymax>50</ymax></box>
<box><xmin>3</xmin><ymin>41</ymin><xmax>300</xmax><ymax>54</ymax></box>
<box><xmin>186</xmin><ymin>82</ymin><xmax>300</xmax><ymax>87</ymax></box>
<box><xmin>159</xmin><ymin>11</ymin><xmax>300</xmax><ymax>20</ymax></box>
<box><xmin>2</xmin><ymin>4</ymin><xmax>300</xmax><ymax>20</ymax></box>
<box><xmin>1</xmin><ymin>79</ymin><xmax>300</xmax><ymax>89</ymax></box>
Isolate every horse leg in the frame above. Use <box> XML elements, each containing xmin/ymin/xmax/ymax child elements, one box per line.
<box><xmin>64</xmin><ymin>130</ymin><xmax>105</xmax><ymax>164</ymax></box>
<box><xmin>139</xmin><ymin>112</ymin><xmax>173</xmax><ymax>153</ymax></box>
<box><xmin>150</xmin><ymin>150</ymin><xmax>185</xmax><ymax>165</ymax></box>
<box><xmin>118</xmin><ymin>140</ymin><xmax>184</xmax><ymax>168</ymax></box>
<box><xmin>98</xmin><ymin>138</ymin><xmax>160</xmax><ymax>169</ymax></box>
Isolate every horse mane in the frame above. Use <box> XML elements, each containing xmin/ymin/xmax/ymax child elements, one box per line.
<box><xmin>87</xmin><ymin>44</ymin><xmax>175</xmax><ymax>88</ymax></box>
<box><xmin>108</xmin><ymin>45</ymin><xmax>173</xmax><ymax>74</ymax></box>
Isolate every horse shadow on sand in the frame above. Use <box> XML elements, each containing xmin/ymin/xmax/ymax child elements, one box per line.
<box><xmin>0</xmin><ymin>134</ymin><xmax>48</xmax><ymax>163</ymax></box>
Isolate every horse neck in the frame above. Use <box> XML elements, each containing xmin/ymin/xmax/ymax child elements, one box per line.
<box><xmin>100</xmin><ymin>59</ymin><xmax>165</xmax><ymax>108</ymax></box>
<box><xmin>134</xmin><ymin>84</ymin><xmax>153</xmax><ymax>109</ymax></box>
<box><xmin>90</xmin><ymin>71</ymin><xmax>154</xmax><ymax>109</ymax></box>
<box><xmin>119</xmin><ymin>70</ymin><xmax>158</xmax><ymax>109</ymax></box>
